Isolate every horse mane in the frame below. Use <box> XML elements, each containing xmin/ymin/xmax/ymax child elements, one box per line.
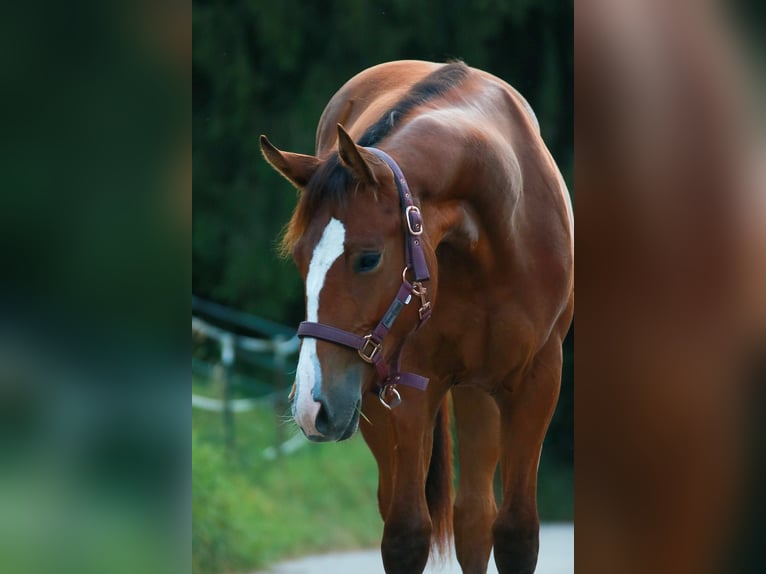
<box><xmin>280</xmin><ymin>61</ymin><xmax>469</xmax><ymax>257</ymax></box>
<box><xmin>357</xmin><ymin>61</ymin><xmax>469</xmax><ymax>147</ymax></box>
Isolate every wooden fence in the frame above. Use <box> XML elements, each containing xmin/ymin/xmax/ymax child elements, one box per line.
<box><xmin>192</xmin><ymin>295</ymin><xmax>300</xmax><ymax>455</ymax></box>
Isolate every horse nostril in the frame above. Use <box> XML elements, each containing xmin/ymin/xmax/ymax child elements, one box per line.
<box><xmin>314</xmin><ymin>400</ymin><xmax>333</xmax><ymax>436</ymax></box>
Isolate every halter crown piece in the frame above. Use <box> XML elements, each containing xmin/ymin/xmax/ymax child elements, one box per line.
<box><xmin>296</xmin><ymin>147</ymin><xmax>432</xmax><ymax>409</ymax></box>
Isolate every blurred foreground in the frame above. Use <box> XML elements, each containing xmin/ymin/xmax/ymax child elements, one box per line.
<box><xmin>576</xmin><ymin>1</ymin><xmax>766</xmax><ymax>573</ymax></box>
<box><xmin>0</xmin><ymin>2</ymin><xmax>190</xmax><ymax>573</ymax></box>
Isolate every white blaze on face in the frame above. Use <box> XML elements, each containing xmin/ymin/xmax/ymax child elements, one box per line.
<box><xmin>294</xmin><ymin>218</ymin><xmax>346</xmax><ymax>436</ymax></box>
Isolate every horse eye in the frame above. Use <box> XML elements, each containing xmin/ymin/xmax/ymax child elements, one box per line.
<box><xmin>354</xmin><ymin>251</ymin><xmax>382</xmax><ymax>273</ymax></box>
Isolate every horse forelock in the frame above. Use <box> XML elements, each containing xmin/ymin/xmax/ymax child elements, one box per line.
<box><xmin>280</xmin><ymin>153</ymin><xmax>353</xmax><ymax>257</ymax></box>
<box><xmin>280</xmin><ymin>146</ymin><xmax>402</xmax><ymax>258</ymax></box>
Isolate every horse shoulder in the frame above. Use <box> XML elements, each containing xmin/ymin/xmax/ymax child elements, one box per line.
<box><xmin>473</xmin><ymin>68</ymin><xmax>541</xmax><ymax>134</ymax></box>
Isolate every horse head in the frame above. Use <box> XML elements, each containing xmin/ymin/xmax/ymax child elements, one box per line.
<box><xmin>260</xmin><ymin>124</ymin><xmax>436</xmax><ymax>441</ymax></box>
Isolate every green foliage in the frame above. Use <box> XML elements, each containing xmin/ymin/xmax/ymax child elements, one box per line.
<box><xmin>537</xmin><ymin>456</ymin><xmax>574</xmax><ymax>521</ymax></box>
<box><xmin>193</xmin><ymin>0</ymin><xmax>573</xmax><ymax>324</ymax></box>
<box><xmin>192</xmin><ymin>434</ymin><xmax>255</xmax><ymax>573</ymax></box>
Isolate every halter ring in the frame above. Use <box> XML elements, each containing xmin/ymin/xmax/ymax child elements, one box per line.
<box><xmin>378</xmin><ymin>385</ymin><xmax>401</xmax><ymax>410</ymax></box>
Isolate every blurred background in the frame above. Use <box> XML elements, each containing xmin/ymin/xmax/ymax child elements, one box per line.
<box><xmin>0</xmin><ymin>2</ymin><xmax>189</xmax><ymax>574</ymax></box>
<box><xmin>192</xmin><ymin>1</ymin><xmax>573</xmax><ymax>573</ymax></box>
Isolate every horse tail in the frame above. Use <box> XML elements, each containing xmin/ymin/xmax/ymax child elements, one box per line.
<box><xmin>426</xmin><ymin>394</ymin><xmax>454</xmax><ymax>558</ymax></box>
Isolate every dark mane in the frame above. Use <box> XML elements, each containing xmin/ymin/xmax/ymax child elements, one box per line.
<box><xmin>280</xmin><ymin>153</ymin><xmax>351</xmax><ymax>256</ymax></box>
<box><xmin>357</xmin><ymin>61</ymin><xmax>469</xmax><ymax>147</ymax></box>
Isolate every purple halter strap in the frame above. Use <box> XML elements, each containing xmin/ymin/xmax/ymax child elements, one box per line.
<box><xmin>296</xmin><ymin>147</ymin><xmax>431</xmax><ymax>409</ymax></box>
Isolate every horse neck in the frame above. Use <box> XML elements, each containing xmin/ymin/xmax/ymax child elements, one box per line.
<box><xmin>383</xmin><ymin>126</ymin><xmax>515</xmax><ymax>258</ymax></box>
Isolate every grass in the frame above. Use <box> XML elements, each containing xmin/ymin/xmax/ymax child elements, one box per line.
<box><xmin>192</xmin><ymin>379</ymin><xmax>382</xmax><ymax>574</ymax></box>
<box><xmin>192</xmin><ymin>377</ymin><xmax>573</xmax><ymax>574</ymax></box>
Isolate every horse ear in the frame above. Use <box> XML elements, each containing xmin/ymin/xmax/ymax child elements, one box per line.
<box><xmin>259</xmin><ymin>135</ymin><xmax>320</xmax><ymax>189</ymax></box>
<box><xmin>336</xmin><ymin>124</ymin><xmax>378</xmax><ymax>186</ymax></box>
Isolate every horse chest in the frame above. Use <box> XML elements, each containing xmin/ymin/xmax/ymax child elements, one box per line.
<box><xmin>421</xmin><ymin>287</ymin><xmax>534</xmax><ymax>386</ymax></box>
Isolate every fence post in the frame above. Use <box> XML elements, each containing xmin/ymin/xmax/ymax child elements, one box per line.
<box><xmin>221</xmin><ymin>333</ymin><xmax>236</xmax><ymax>450</ymax></box>
<box><xmin>273</xmin><ymin>335</ymin><xmax>288</xmax><ymax>458</ymax></box>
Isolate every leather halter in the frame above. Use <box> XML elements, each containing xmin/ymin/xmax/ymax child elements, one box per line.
<box><xmin>296</xmin><ymin>147</ymin><xmax>431</xmax><ymax>409</ymax></box>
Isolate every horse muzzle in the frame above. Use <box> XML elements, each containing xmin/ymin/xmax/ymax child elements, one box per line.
<box><xmin>308</xmin><ymin>396</ymin><xmax>360</xmax><ymax>442</ymax></box>
<box><xmin>292</xmin><ymin>372</ymin><xmax>362</xmax><ymax>442</ymax></box>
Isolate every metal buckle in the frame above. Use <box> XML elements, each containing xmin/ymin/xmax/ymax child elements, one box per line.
<box><xmin>405</xmin><ymin>205</ymin><xmax>423</xmax><ymax>235</ymax></box>
<box><xmin>378</xmin><ymin>385</ymin><xmax>401</xmax><ymax>410</ymax></box>
<box><xmin>358</xmin><ymin>335</ymin><xmax>381</xmax><ymax>363</ymax></box>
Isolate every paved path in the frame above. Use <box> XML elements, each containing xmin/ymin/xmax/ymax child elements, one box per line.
<box><xmin>255</xmin><ymin>523</ymin><xmax>573</xmax><ymax>574</ymax></box>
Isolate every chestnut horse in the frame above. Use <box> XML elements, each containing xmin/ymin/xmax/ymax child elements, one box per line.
<box><xmin>260</xmin><ymin>60</ymin><xmax>573</xmax><ymax>574</ymax></box>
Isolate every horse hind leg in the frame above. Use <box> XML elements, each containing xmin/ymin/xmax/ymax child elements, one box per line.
<box><xmin>452</xmin><ymin>385</ymin><xmax>500</xmax><ymax>574</ymax></box>
<box><xmin>493</xmin><ymin>339</ymin><xmax>563</xmax><ymax>574</ymax></box>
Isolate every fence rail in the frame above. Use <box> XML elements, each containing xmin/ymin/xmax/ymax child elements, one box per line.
<box><xmin>192</xmin><ymin>295</ymin><xmax>295</xmax><ymax>338</ymax></box>
<box><xmin>191</xmin><ymin>394</ymin><xmax>268</xmax><ymax>413</ymax></box>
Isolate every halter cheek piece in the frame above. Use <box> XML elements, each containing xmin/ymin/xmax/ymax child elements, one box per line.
<box><xmin>296</xmin><ymin>147</ymin><xmax>431</xmax><ymax>410</ymax></box>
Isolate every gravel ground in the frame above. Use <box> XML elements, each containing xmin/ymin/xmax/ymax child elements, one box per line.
<box><xmin>255</xmin><ymin>523</ymin><xmax>573</xmax><ymax>574</ymax></box>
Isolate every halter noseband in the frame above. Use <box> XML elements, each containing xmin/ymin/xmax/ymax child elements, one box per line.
<box><xmin>296</xmin><ymin>147</ymin><xmax>431</xmax><ymax>409</ymax></box>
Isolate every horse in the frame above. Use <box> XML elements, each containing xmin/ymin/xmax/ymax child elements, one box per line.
<box><xmin>260</xmin><ymin>60</ymin><xmax>573</xmax><ymax>574</ymax></box>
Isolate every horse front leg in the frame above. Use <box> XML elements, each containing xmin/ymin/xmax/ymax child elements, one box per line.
<box><xmin>493</xmin><ymin>339</ymin><xmax>563</xmax><ymax>574</ymax></box>
<box><xmin>360</xmin><ymin>387</ymin><xmax>437</xmax><ymax>574</ymax></box>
